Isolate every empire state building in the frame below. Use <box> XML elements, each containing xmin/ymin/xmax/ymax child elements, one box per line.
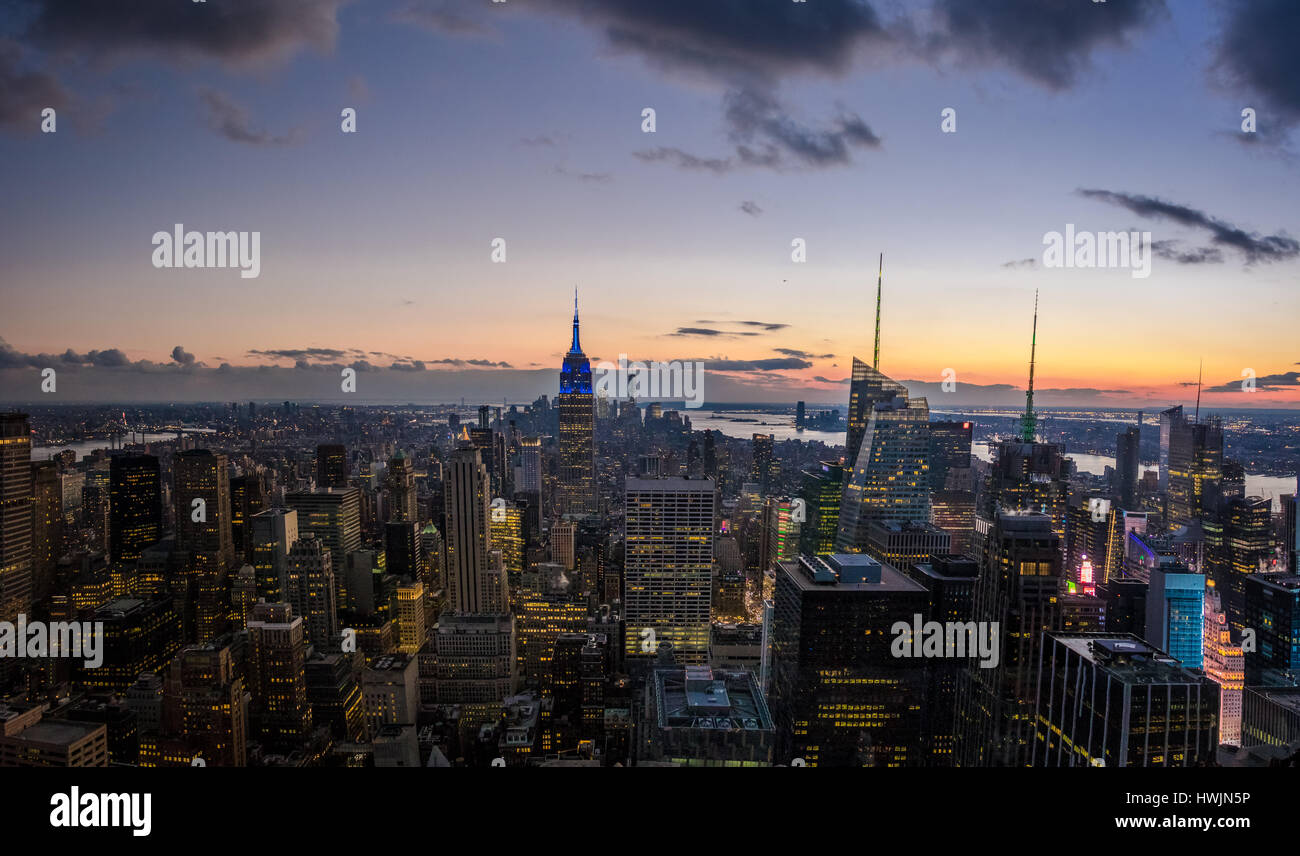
<box><xmin>557</xmin><ymin>293</ymin><xmax>596</xmax><ymax>517</ymax></box>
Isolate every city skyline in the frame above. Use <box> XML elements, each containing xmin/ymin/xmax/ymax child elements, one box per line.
<box><xmin>2</xmin><ymin>0</ymin><xmax>1300</xmax><ymax>407</ymax></box>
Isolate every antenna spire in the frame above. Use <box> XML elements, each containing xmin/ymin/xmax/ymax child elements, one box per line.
<box><xmin>873</xmin><ymin>253</ymin><xmax>883</xmax><ymax>369</ymax></box>
<box><xmin>1194</xmin><ymin>358</ymin><xmax>1203</xmax><ymax>423</ymax></box>
<box><xmin>1020</xmin><ymin>289</ymin><xmax>1039</xmax><ymax>444</ymax></box>
<box><xmin>570</xmin><ymin>287</ymin><xmax>582</xmax><ymax>353</ymax></box>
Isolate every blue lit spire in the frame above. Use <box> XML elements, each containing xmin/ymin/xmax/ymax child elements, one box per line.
<box><xmin>560</xmin><ymin>289</ymin><xmax>592</xmax><ymax>394</ymax></box>
<box><xmin>570</xmin><ymin>287</ymin><xmax>581</xmax><ymax>354</ymax></box>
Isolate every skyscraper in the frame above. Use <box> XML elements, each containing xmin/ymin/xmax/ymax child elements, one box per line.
<box><xmin>315</xmin><ymin>444</ymin><xmax>349</xmax><ymax>489</ymax></box>
<box><xmin>444</xmin><ymin>446</ymin><xmax>506</xmax><ymax>615</ymax></box>
<box><xmin>249</xmin><ymin>508</ymin><xmax>298</xmax><ymax>603</ymax></box>
<box><xmin>624</xmin><ymin>477</ymin><xmax>716</xmax><ymax>664</ymax></box>
<box><xmin>30</xmin><ymin>460</ymin><xmax>61</xmax><ymax>604</ymax></box>
<box><xmin>836</xmin><ymin>389</ymin><xmax>931</xmax><ymax>552</ymax></box>
<box><xmin>174</xmin><ymin>449</ymin><xmax>234</xmax><ymax>642</ymax></box>
<box><xmin>956</xmin><ymin>510</ymin><xmax>1062</xmax><ymax>767</ymax></box>
<box><xmin>770</xmin><ymin>553</ymin><xmax>929</xmax><ymax>767</ymax></box>
<box><xmin>1167</xmin><ymin>411</ymin><xmax>1224</xmax><ymax>527</ymax></box>
<box><xmin>246</xmin><ymin>602</ymin><xmax>312</xmax><ymax>750</ymax></box>
<box><xmin>797</xmin><ymin>461</ymin><xmax>843</xmax><ymax>557</ymax></box>
<box><xmin>844</xmin><ymin>358</ymin><xmax>909</xmax><ymax>466</ymax></box>
<box><xmin>1145</xmin><ymin>561</ymin><xmax>1205</xmax><ymax>668</ymax></box>
<box><xmin>1032</xmin><ymin>634</ymin><xmax>1218</xmax><ymax>766</ymax></box>
<box><xmin>286</xmin><ymin>487</ymin><xmax>360</xmax><ymax>608</ymax></box>
<box><xmin>384</xmin><ymin>450</ymin><xmax>418</xmax><ymax>523</ymax></box>
<box><xmin>928</xmin><ymin>420</ymin><xmax>973</xmax><ymax>493</ymax></box>
<box><xmin>0</xmin><ymin>412</ymin><xmax>33</xmax><ymax>623</ymax></box>
<box><xmin>557</xmin><ymin>293</ymin><xmax>596</xmax><ymax>517</ymax></box>
<box><xmin>1115</xmin><ymin>423</ymin><xmax>1140</xmax><ymax>510</ymax></box>
<box><xmin>109</xmin><ymin>453</ymin><xmax>162</xmax><ymax>566</ymax></box>
<box><xmin>285</xmin><ymin>535</ymin><xmax>338</xmax><ymax>648</ymax></box>
<box><xmin>751</xmin><ymin>433</ymin><xmax>776</xmax><ymax>493</ymax></box>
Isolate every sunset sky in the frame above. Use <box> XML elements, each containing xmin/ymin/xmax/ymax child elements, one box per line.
<box><xmin>1</xmin><ymin>0</ymin><xmax>1298</xmax><ymax>406</ymax></box>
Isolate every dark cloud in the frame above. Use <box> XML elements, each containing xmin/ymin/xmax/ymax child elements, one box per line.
<box><xmin>669</xmin><ymin>327</ymin><xmax>757</xmax><ymax>338</ymax></box>
<box><xmin>393</xmin><ymin>0</ymin><xmax>495</xmax><ymax>37</ymax></box>
<box><xmin>1002</xmin><ymin>258</ymin><xmax>1038</xmax><ymax>270</ymax></box>
<box><xmin>926</xmin><ymin>0</ymin><xmax>1167</xmax><ymax>90</ymax></box>
<box><xmin>1078</xmin><ymin>189</ymin><xmax>1300</xmax><ymax>263</ymax></box>
<box><xmin>427</xmin><ymin>358</ymin><xmax>513</xmax><ymax>368</ymax></box>
<box><xmin>1206</xmin><ymin>371</ymin><xmax>1300</xmax><ymax>393</ymax></box>
<box><xmin>706</xmin><ymin>357</ymin><xmax>812</xmax><ymax>372</ymax></box>
<box><xmin>248</xmin><ymin>348</ymin><xmax>348</xmax><ymax>361</ymax></box>
<box><xmin>389</xmin><ymin>361</ymin><xmax>426</xmax><ymax>372</ymax></box>
<box><xmin>633</xmin><ymin>147</ymin><xmax>733</xmax><ymax>174</ymax></box>
<box><xmin>198</xmin><ymin>88</ymin><xmax>301</xmax><ymax>145</ymax></box>
<box><xmin>739</xmin><ymin>200</ymin><xmax>763</xmax><ymax>217</ymax></box>
<box><xmin>1150</xmin><ymin>240</ymin><xmax>1224</xmax><ymax>265</ymax></box>
<box><xmin>776</xmin><ymin>348</ymin><xmax>834</xmax><ymax>360</ymax></box>
<box><xmin>813</xmin><ymin>375</ymin><xmax>851</xmax><ymax>384</ymax></box>
<box><xmin>637</xmin><ymin>89</ymin><xmax>882</xmax><ymax>174</ymax></box>
<box><xmin>0</xmin><ymin>39</ymin><xmax>71</xmax><ymax>131</ymax></box>
<box><xmin>553</xmin><ymin>165</ymin><xmax>612</xmax><ymax>183</ymax></box>
<box><xmin>170</xmin><ymin>345</ymin><xmax>195</xmax><ymax>365</ymax></box>
<box><xmin>533</xmin><ymin>0</ymin><xmax>888</xmax><ymax>84</ymax></box>
<box><xmin>723</xmin><ymin>86</ymin><xmax>881</xmax><ymax>169</ymax></box>
<box><xmin>738</xmin><ymin>321</ymin><xmax>790</xmax><ymax>331</ymax></box>
<box><xmin>23</xmin><ymin>0</ymin><xmax>349</xmax><ymax>68</ymax></box>
<box><xmin>1214</xmin><ymin>0</ymin><xmax>1300</xmax><ymax>128</ymax></box>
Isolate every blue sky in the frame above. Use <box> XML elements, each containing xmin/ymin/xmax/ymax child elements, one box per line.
<box><xmin>1</xmin><ymin>0</ymin><xmax>1298</xmax><ymax>406</ymax></box>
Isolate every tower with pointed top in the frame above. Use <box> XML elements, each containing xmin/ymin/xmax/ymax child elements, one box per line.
<box><xmin>557</xmin><ymin>292</ymin><xmax>596</xmax><ymax>517</ymax></box>
<box><xmin>1020</xmin><ymin>290</ymin><xmax>1039</xmax><ymax>444</ymax></box>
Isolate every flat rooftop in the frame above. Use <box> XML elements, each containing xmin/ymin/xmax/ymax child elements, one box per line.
<box><xmin>1051</xmin><ymin>633</ymin><xmax>1200</xmax><ymax>684</ymax></box>
<box><xmin>780</xmin><ymin>557</ymin><xmax>924</xmax><ymax>594</ymax></box>
<box><xmin>626</xmin><ymin>477</ymin><xmax>715</xmax><ymax>492</ymax></box>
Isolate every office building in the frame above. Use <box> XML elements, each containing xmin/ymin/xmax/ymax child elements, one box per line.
<box><xmin>624</xmin><ymin>477</ymin><xmax>716</xmax><ymax>664</ymax></box>
<box><xmin>557</xmin><ymin>296</ymin><xmax>596</xmax><ymax>517</ymax></box>
<box><xmin>246</xmin><ymin>602</ymin><xmax>312</xmax><ymax>750</ymax></box>
<box><xmin>836</xmin><ymin>391</ymin><xmax>931</xmax><ymax>551</ymax></box>
<box><xmin>1145</xmin><ymin>561</ymin><xmax>1205</xmax><ymax>668</ymax></box>
<box><xmin>249</xmin><ymin>508</ymin><xmax>298</xmax><ymax>603</ymax></box>
<box><xmin>109</xmin><ymin>453</ymin><xmax>162</xmax><ymax>565</ymax></box>
<box><xmin>285</xmin><ymin>535</ymin><xmax>337</xmax><ymax>649</ymax></box>
<box><xmin>315</xmin><ymin>444</ymin><xmax>349</xmax><ymax>489</ymax></box>
<box><xmin>640</xmin><ymin>666</ymin><xmax>775</xmax><ymax>766</ymax></box>
<box><xmin>0</xmin><ymin>413</ymin><xmax>33</xmax><ymax>623</ymax></box>
<box><xmin>770</xmin><ymin>553</ymin><xmax>929</xmax><ymax>767</ymax></box>
<box><xmin>956</xmin><ymin>511</ymin><xmax>1062</xmax><ymax>767</ymax></box>
<box><xmin>286</xmin><ymin>487</ymin><xmax>361</xmax><ymax>608</ymax></box>
<box><xmin>1032</xmin><ymin>634</ymin><xmax>1218</xmax><ymax>767</ymax></box>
